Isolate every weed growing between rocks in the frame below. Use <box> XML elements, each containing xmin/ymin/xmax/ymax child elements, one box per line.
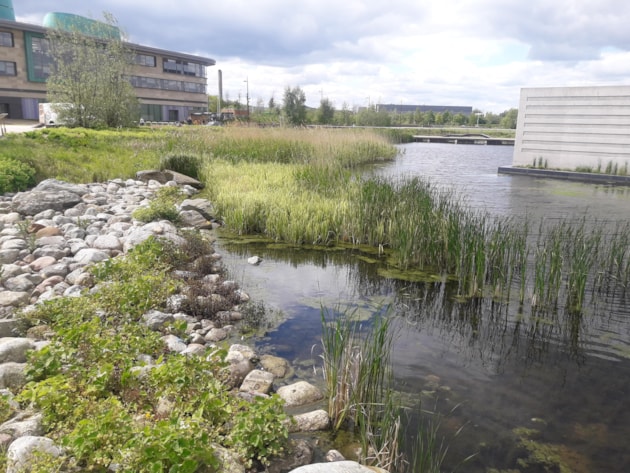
<box><xmin>11</xmin><ymin>236</ymin><xmax>289</xmax><ymax>472</ymax></box>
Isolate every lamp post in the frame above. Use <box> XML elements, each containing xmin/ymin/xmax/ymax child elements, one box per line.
<box><xmin>244</xmin><ymin>77</ymin><xmax>250</xmax><ymax>122</ymax></box>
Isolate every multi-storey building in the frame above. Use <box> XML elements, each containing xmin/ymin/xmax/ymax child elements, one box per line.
<box><xmin>0</xmin><ymin>2</ymin><xmax>215</xmax><ymax>122</ymax></box>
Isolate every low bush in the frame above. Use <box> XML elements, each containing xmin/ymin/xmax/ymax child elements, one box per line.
<box><xmin>0</xmin><ymin>156</ymin><xmax>36</xmax><ymax>193</ymax></box>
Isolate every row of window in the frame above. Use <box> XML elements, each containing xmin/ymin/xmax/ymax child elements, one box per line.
<box><xmin>128</xmin><ymin>75</ymin><xmax>205</xmax><ymax>93</ymax></box>
<box><xmin>1</xmin><ymin>31</ymin><xmax>206</xmax><ymax>78</ymax></box>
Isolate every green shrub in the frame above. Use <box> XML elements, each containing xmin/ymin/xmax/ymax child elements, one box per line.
<box><xmin>132</xmin><ymin>186</ymin><xmax>183</xmax><ymax>223</ymax></box>
<box><xmin>0</xmin><ymin>156</ymin><xmax>36</xmax><ymax>193</ymax></box>
<box><xmin>160</xmin><ymin>154</ymin><xmax>202</xmax><ymax>180</ymax></box>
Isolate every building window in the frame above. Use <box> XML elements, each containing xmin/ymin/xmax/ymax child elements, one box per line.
<box><xmin>25</xmin><ymin>33</ymin><xmax>53</xmax><ymax>82</ymax></box>
<box><xmin>134</xmin><ymin>54</ymin><xmax>156</xmax><ymax>67</ymax></box>
<box><xmin>128</xmin><ymin>75</ymin><xmax>205</xmax><ymax>94</ymax></box>
<box><xmin>0</xmin><ymin>61</ymin><xmax>16</xmax><ymax>76</ymax></box>
<box><xmin>0</xmin><ymin>32</ymin><xmax>13</xmax><ymax>47</ymax></box>
<box><xmin>163</xmin><ymin>58</ymin><xmax>205</xmax><ymax>78</ymax></box>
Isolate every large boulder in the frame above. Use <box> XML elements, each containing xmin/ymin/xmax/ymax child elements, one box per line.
<box><xmin>12</xmin><ymin>179</ymin><xmax>87</xmax><ymax>216</ymax></box>
<box><xmin>288</xmin><ymin>461</ymin><xmax>388</xmax><ymax>473</ymax></box>
<box><xmin>6</xmin><ymin>436</ymin><xmax>63</xmax><ymax>473</ymax></box>
<box><xmin>276</xmin><ymin>381</ymin><xmax>324</xmax><ymax>407</ymax></box>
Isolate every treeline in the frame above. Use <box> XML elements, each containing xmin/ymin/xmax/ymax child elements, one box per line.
<box><xmin>209</xmin><ymin>86</ymin><xmax>519</xmax><ymax>129</ymax></box>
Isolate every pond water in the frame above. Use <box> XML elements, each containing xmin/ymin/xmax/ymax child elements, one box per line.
<box><xmin>217</xmin><ymin>143</ymin><xmax>630</xmax><ymax>472</ymax></box>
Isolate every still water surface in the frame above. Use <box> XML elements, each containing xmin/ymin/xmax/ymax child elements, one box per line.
<box><xmin>218</xmin><ymin>143</ymin><xmax>630</xmax><ymax>472</ymax></box>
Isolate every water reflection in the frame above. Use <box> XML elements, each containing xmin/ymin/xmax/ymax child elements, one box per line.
<box><xmin>216</xmin><ymin>143</ymin><xmax>630</xmax><ymax>472</ymax></box>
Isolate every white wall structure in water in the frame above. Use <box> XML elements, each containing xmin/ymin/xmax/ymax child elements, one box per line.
<box><xmin>513</xmin><ymin>85</ymin><xmax>630</xmax><ymax>173</ymax></box>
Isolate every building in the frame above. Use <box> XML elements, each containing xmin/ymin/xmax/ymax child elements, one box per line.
<box><xmin>0</xmin><ymin>1</ymin><xmax>215</xmax><ymax>122</ymax></box>
<box><xmin>376</xmin><ymin>104</ymin><xmax>473</xmax><ymax>116</ymax></box>
<box><xmin>512</xmin><ymin>85</ymin><xmax>630</xmax><ymax>171</ymax></box>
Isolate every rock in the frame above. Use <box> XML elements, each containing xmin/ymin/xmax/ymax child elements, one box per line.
<box><xmin>0</xmin><ymin>338</ymin><xmax>35</xmax><ymax>363</ymax></box>
<box><xmin>162</xmin><ymin>335</ymin><xmax>187</xmax><ymax>353</ymax></box>
<box><xmin>225</xmin><ymin>344</ymin><xmax>258</xmax><ymax>388</ymax></box>
<box><xmin>204</xmin><ymin>327</ymin><xmax>228</xmax><ymax>342</ymax></box>
<box><xmin>268</xmin><ymin>439</ymin><xmax>314</xmax><ymax>473</ymax></box>
<box><xmin>179</xmin><ymin>198</ymin><xmax>214</xmax><ymax>220</ymax></box>
<box><xmin>289</xmin><ymin>409</ymin><xmax>330</xmax><ymax>432</ymax></box>
<box><xmin>74</xmin><ymin>248</ymin><xmax>111</xmax><ymax>265</ymax></box>
<box><xmin>0</xmin><ymin>291</ymin><xmax>30</xmax><ymax>307</ymax></box>
<box><xmin>287</xmin><ymin>461</ymin><xmax>388</xmax><ymax>473</ymax></box>
<box><xmin>247</xmin><ymin>255</ymin><xmax>263</xmax><ymax>265</ymax></box>
<box><xmin>260</xmin><ymin>354</ymin><xmax>291</xmax><ymax>378</ymax></box>
<box><xmin>142</xmin><ymin>310</ymin><xmax>175</xmax><ymax>331</ymax></box>
<box><xmin>277</xmin><ymin>381</ymin><xmax>324</xmax><ymax>407</ymax></box>
<box><xmin>135</xmin><ymin>170</ymin><xmax>204</xmax><ymax>189</ymax></box>
<box><xmin>92</xmin><ymin>234</ymin><xmax>122</xmax><ymax>252</ymax></box>
<box><xmin>3</xmin><ymin>274</ymin><xmax>40</xmax><ymax>292</ymax></box>
<box><xmin>29</xmin><ymin>256</ymin><xmax>58</xmax><ymax>272</ymax></box>
<box><xmin>0</xmin><ymin>413</ymin><xmax>44</xmax><ymax>438</ymax></box>
<box><xmin>178</xmin><ymin>210</ymin><xmax>212</xmax><ymax>229</ymax></box>
<box><xmin>0</xmin><ymin>363</ymin><xmax>26</xmax><ymax>390</ymax></box>
<box><xmin>213</xmin><ymin>444</ymin><xmax>246</xmax><ymax>473</ymax></box>
<box><xmin>0</xmin><ymin>319</ymin><xmax>19</xmax><ymax>338</ymax></box>
<box><xmin>325</xmin><ymin>450</ymin><xmax>346</xmax><ymax>462</ymax></box>
<box><xmin>240</xmin><ymin>369</ymin><xmax>275</xmax><ymax>395</ymax></box>
<box><xmin>6</xmin><ymin>435</ymin><xmax>63</xmax><ymax>473</ymax></box>
<box><xmin>181</xmin><ymin>344</ymin><xmax>206</xmax><ymax>357</ymax></box>
<box><xmin>12</xmin><ymin>179</ymin><xmax>87</xmax><ymax>216</ymax></box>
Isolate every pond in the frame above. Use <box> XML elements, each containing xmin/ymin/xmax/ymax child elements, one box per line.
<box><xmin>217</xmin><ymin>142</ymin><xmax>630</xmax><ymax>472</ymax></box>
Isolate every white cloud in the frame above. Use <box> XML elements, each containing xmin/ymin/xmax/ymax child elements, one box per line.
<box><xmin>14</xmin><ymin>0</ymin><xmax>630</xmax><ymax>113</ymax></box>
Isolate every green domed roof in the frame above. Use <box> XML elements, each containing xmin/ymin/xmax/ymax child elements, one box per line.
<box><xmin>42</xmin><ymin>12</ymin><xmax>121</xmax><ymax>40</ymax></box>
<box><xmin>0</xmin><ymin>0</ymin><xmax>15</xmax><ymax>21</ymax></box>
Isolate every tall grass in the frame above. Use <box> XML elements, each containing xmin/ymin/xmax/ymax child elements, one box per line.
<box><xmin>319</xmin><ymin>307</ymin><xmax>405</xmax><ymax>470</ymax></box>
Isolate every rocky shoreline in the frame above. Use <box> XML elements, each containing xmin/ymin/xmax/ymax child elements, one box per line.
<box><xmin>0</xmin><ymin>174</ymin><xmax>385</xmax><ymax>473</ymax></box>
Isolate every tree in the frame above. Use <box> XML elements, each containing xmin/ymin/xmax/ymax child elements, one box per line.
<box><xmin>499</xmin><ymin>108</ymin><xmax>519</xmax><ymax>129</ymax></box>
<box><xmin>317</xmin><ymin>98</ymin><xmax>335</xmax><ymax>125</ymax></box>
<box><xmin>46</xmin><ymin>13</ymin><xmax>139</xmax><ymax>128</ymax></box>
<box><xmin>282</xmin><ymin>86</ymin><xmax>307</xmax><ymax>126</ymax></box>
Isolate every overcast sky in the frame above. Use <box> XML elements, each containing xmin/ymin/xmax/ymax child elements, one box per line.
<box><xmin>14</xmin><ymin>0</ymin><xmax>630</xmax><ymax>113</ymax></box>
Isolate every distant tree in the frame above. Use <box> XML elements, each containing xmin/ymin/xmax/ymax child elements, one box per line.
<box><xmin>499</xmin><ymin>108</ymin><xmax>519</xmax><ymax>129</ymax></box>
<box><xmin>283</xmin><ymin>86</ymin><xmax>307</xmax><ymax>126</ymax></box>
<box><xmin>452</xmin><ymin>113</ymin><xmax>467</xmax><ymax>126</ymax></box>
<box><xmin>317</xmin><ymin>98</ymin><xmax>335</xmax><ymax>125</ymax></box>
<box><xmin>268</xmin><ymin>96</ymin><xmax>276</xmax><ymax>110</ymax></box>
<box><xmin>46</xmin><ymin>12</ymin><xmax>139</xmax><ymax>128</ymax></box>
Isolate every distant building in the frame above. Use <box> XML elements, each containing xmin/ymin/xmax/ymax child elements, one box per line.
<box><xmin>376</xmin><ymin>104</ymin><xmax>473</xmax><ymax>115</ymax></box>
<box><xmin>512</xmin><ymin>85</ymin><xmax>630</xmax><ymax>171</ymax></box>
<box><xmin>0</xmin><ymin>1</ymin><xmax>215</xmax><ymax>122</ymax></box>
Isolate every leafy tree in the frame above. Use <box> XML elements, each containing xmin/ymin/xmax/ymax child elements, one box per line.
<box><xmin>499</xmin><ymin>108</ymin><xmax>519</xmax><ymax>129</ymax></box>
<box><xmin>317</xmin><ymin>98</ymin><xmax>335</xmax><ymax>125</ymax></box>
<box><xmin>46</xmin><ymin>12</ymin><xmax>139</xmax><ymax>128</ymax></box>
<box><xmin>283</xmin><ymin>86</ymin><xmax>307</xmax><ymax>126</ymax></box>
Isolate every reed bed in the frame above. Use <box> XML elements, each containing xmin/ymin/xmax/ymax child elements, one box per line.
<box><xmin>182</xmin><ymin>126</ymin><xmax>630</xmax><ymax>316</ymax></box>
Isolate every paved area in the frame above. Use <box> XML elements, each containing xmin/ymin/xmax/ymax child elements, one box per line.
<box><xmin>1</xmin><ymin>120</ymin><xmax>41</xmax><ymax>136</ymax></box>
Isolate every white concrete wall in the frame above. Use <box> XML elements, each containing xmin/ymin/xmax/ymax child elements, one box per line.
<box><xmin>513</xmin><ymin>85</ymin><xmax>630</xmax><ymax>173</ymax></box>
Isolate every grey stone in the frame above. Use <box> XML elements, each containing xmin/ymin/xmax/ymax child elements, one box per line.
<box><xmin>0</xmin><ymin>338</ymin><xmax>36</xmax><ymax>363</ymax></box>
<box><xmin>74</xmin><ymin>248</ymin><xmax>110</xmax><ymax>264</ymax></box>
<box><xmin>142</xmin><ymin>310</ymin><xmax>175</xmax><ymax>331</ymax></box>
<box><xmin>0</xmin><ymin>413</ymin><xmax>44</xmax><ymax>438</ymax></box>
<box><xmin>289</xmin><ymin>410</ymin><xmax>331</xmax><ymax>432</ymax></box>
<box><xmin>0</xmin><ymin>363</ymin><xmax>27</xmax><ymax>390</ymax></box>
<box><xmin>0</xmin><ymin>292</ymin><xmax>30</xmax><ymax>307</ymax></box>
<box><xmin>240</xmin><ymin>369</ymin><xmax>275</xmax><ymax>395</ymax></box>
<box><xmin>277</xmin><ymin>381</ymin><xmax>324</xmax><ymax>407</ymax></box>
<box><xmin>6</xmin><ymin>435</ymin><xmax>62</xmax><ymax>473</ymax></box>
<box><xmin>162</xmin><ymin>335</ymin><xmax>187</xmax><ymax>353</ymax></box>
<box><xmin>287</xmin><ymin>461</ymin><xmax>388</xmax><ymax>473</ymax></box>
